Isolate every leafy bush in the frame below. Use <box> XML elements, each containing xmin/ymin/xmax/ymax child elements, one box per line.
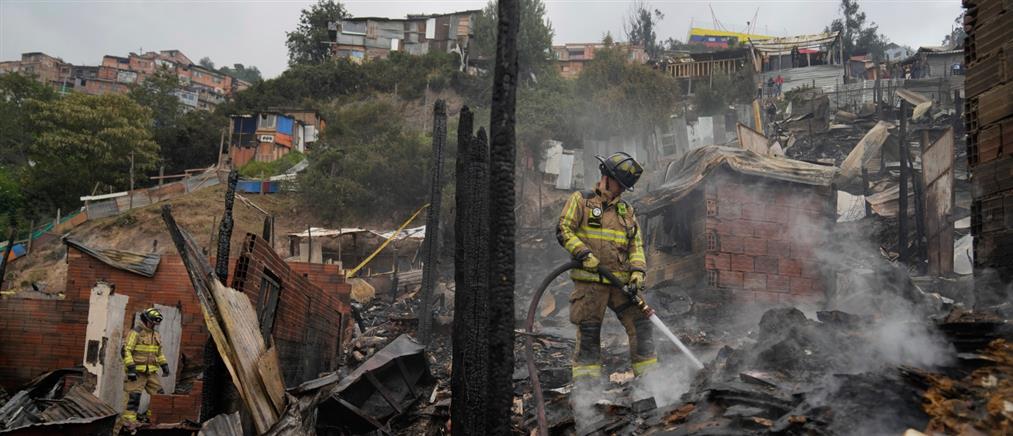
<box><xmin>238</xmin><ymin>150</ymin><xmax>305</xmax><ymax>178</ymax></box>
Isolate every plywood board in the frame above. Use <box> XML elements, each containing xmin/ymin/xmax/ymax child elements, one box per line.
<box><xmin>736</xmin><ymin>122</ymin><xmax>769</xmax><ymax>156</ymax></box>
<box><xmin>921</xmin><ymin>128</ymin><xmax>955</xmax><ymax>275</ymax></box>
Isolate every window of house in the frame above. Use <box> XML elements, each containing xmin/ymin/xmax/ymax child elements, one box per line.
<box><xmin>258</xmin><ymin>114</ymin><xmax>277</xmax><ymax>129</ymax></box>
<box><xmin>656</xmin><ymin>203</ymin><xmax>695</xmax><ymax>255</ymax></box>
<box><xmin>256</xmin><ymin>269</ymin><xmax>282</xmax><ymax>341</ymax></box>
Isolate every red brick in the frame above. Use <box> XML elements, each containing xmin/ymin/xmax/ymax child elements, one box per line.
<box><xmin>754</xmin><ymin>256</ymin><xmax>779</xmax><ymax>274</ymax></box>
<box><xmin>767</xmin><ymin>241</ymin><xmax>790</xmax><ymax>257</ymax></box>
<box><xmin>790</xmin><ymin>241</ymin><xmax>816</xmax><ymax>257</ymax></box>
<box><xmin>763</xmin><ymin>205</ymin><xmax>790</xmax><ymax>223</ymax></box>
<box><xmin>754</xmin><ymin>291</ymin><xmax>781</xmax><ymax>305</ymax></box>
<box><xmin>779</xmin><ymin>259</ymin><xmax>802</xmax><ymax>276</ymax></box>
<box><xmin>731</xmin><ymin>290</ymin><xmax>755</xmax><ymax>303</ymax></box>
<box><xmin>767</xmin><ymin>274</ymin><xmax>790</xmax><ymax>292</ymax></box>
<box><xmin>741</xmin><ymin>205</ymin><xmax>765</xmax><ymax>221</ymax></box>
<box><xmin>731</xmin><ymin>255</ymin><xmax>754</xmax><ymax>272</ymax></box>
<box><xmin>753</xmin><ymin>222</ymin><xmax>784</xmax><ymax>240</ymax></box>
<box><xmin>717</xmin><ymin>201</ymin><xmax>741</xmax><ymax>220</ymax></box>
<box><xmin>744</xmin><ymin>272</ymin><xmax>767</xmax><ymax>289</ymax></box>
<box><xmin>743</xmin><ymin>237</ymin><xmax>767</xmax><ymax>255</ymax></box>
<box><xmin>719</xmin><ymin>270</ymin><xmax>743</xmax><ymax>288</ymax></box>
<box><xmin>790</xmin><ymin>277</ymin><xmax>813</xmax><ymax>294</ymax></box>
<box><xmin>706</xmin><ymin>253</ymin><xmax>730</xmax><ymax>270</ymax></box>
<box><xmin>720</xmin><ymin>235</ymin><xmax>743</xmax><ymax>254</ymax></box>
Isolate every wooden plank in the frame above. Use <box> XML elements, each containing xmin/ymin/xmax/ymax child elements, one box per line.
<box><xmin>257</xmin><ymin>346</ymin><xmax>287</xmax><ymax>413</ymax></box>
<box><xmin>161</xmin><ymin>206</ymin><xmax>284</xmax><ymax>433</ymax></box>
<box><xmin>736</xmin><ymin>122</ymin><xmax>769</xmax><ymax>156</ymax></box>
<box><xmin>154</xmin><ymin>305</ymin><xmax>181</xmax><ymax>393</ymax></box>
<box><xmin>840</xmin><ymin>121</ymin><xmax>893</xmax><ymax>182</ymax></box>
<box><xmin>922</xmin><ymin>129</ymin><xmax>955</xmax><ymax>275</ymax></box>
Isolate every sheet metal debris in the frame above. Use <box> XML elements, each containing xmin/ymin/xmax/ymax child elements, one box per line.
<box><xmin>640</xmin><ymin>145</ymin><xmax>838</xmax><ymax>213</ymax></box>
<box><xmin>0</xmin><ymin>369</ymin><xmax>117</xmax><ymax>435</ymax></box>
<box><xmin>315</xmin><ymin>334</ymin><xmax>435</xmax><ymax>435</ymax></box>
<box><xmin>64</xmin><ymin>238</ymin><xmax>161</xmax><ymax>277</ymax></box>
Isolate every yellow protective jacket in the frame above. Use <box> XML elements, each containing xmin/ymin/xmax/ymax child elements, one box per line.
<box><xmin>123</xmin><ymin>325</ymin><xmax>167</xmax><ymax>373</ymax></box>
<box><xmin>557</xmin><ymin>189</ymin><xmax>646</xmax><ymax>284</ymax></box>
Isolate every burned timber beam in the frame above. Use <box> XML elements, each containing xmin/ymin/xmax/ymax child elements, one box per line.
<box><xmin>486</xmin><ymin>0</ymin><xmax>519</xmax><ymax>434</ymax></box>
<box><xmin>418</xmin><ymin>100</ymin><xmax>448</xmax><ymax>344</ymax></box>
<box><xmin>452</xmin><ymin>107</ymin><xmax>491</xmax><ymax>435</ymax></box>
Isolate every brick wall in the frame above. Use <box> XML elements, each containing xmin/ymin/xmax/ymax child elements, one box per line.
<box><xmin>232</xmin><ymin>234</ymin><xmax>352</xmax><ymax>387</ymax></box>
<box><xmin>0</xmin><ymin>298</ymin><xmax>88</xmax><ymax>390</ymax></box>
<box><xmin>703</xmin><ymin>170</ymin><xmax>834</xmax><ymax>306</ymax></box>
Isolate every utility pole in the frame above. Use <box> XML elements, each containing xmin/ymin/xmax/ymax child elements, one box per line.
<box><xmin>898</xmin><ymin>100</ymin><xmax>909</xmax><ymax>263</ymax></box>
<box><xmin>129</xmin><ymin>152</ymin><xmax>135</xmax><ymax>210</ymax></box>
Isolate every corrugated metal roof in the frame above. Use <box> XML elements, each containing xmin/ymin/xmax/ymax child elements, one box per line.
<box><xmin>750</xmin><ymin>31</ymin><xmax>840</xmax><ymax>53</ymax></box>
<box><xmin>64</xmin><ymin>238</ymin><xmax>161</xmax><ymax>277</ymax></box>
<box><xmin>36</xmin><ymin>385</ymin><xmax>117</xmax><ymax>422</ymax></box>
<box><xmin>638</xmin><ymin>145</ymin><xmax>838</xmax><ymax>214</ymax></box>
<box><xmin>762</xmin><ymin>64</ymin><xmax>845</xmax><ymax>94</ymax></box>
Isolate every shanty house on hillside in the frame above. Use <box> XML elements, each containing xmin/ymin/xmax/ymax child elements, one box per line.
<box><xmin>637</xmin><ymin>146</ymin><xmax>838</xmax><ymax>308</ymax></box>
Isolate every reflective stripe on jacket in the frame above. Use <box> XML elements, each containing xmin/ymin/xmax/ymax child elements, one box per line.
<box><xmin>556</xmin><ymin>190</ymin><xmax>646</xmax><ymax>284</ymax></box>
<box><xmin>123</xmin><ymin>326</ymin><xmax>167</xmax><ymax>373</ymax></box>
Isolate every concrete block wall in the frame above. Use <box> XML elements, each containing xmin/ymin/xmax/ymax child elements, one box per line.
<box><xmin>703</xmin><ymin>171</ymin><xmax>834</xmax><ymax>306</ymax></box>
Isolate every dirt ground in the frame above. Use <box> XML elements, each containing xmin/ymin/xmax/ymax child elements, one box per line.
<box><xmin>4</xmin><ymin>185</ymin><xmax>317</xmax><ymax>294</ymax></box>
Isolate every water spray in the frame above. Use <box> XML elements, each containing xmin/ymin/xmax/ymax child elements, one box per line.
<box><xmin>524</xmin><ymin>262</ymin><xmax>705</xmax><ymax>436</ymax></box>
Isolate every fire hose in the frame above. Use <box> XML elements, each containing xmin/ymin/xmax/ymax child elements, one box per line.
<box><xmin>523</xmin><ymin>262</ymin><xmax>705</xmax><ymax>436</ymax></box>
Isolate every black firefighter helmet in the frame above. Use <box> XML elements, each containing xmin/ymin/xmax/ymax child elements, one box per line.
<box><xmin>595</xmin><ymin>152</ymin><xmax>643</xmax><ymax>192</ymax></box>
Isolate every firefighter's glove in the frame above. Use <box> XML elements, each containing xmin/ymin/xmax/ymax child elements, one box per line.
<box><xmin>160</xmin><ymin>364</ymin><xmax>170</xmax><ymax>377</ymax></box>
<box><xmin>629</xmin><ymin>271</ymin><xmax>646</xmax><ymax>290</ymax></box>
<box><xmin>581</xmin><ymin>253</ymin><xmax>600</xmax><ymax>271</ymax></box>
<box><xmin>127</xmin><ymin>365</ymin><xmax>138</xmax><ymax>381</ymax></box>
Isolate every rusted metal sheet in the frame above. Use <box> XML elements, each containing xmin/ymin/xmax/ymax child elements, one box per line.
<box><xmin>921</xmin><ymin>128</ymin><xmax>955</xmax><ymax>275</ymax></box>
<box><xmin>0</xmin><ymin>371</ymin><xmax>117</xmax><ymax>435</ymax></box>
<box><xmin>316</xmin><ymin>335</ymin><xmax>434</xmax><ymax>434</ymax></box>
<box><xmin>64</xmin><ymin>238</ymin><xmax>161</xmax><ymax>277</ymax></box>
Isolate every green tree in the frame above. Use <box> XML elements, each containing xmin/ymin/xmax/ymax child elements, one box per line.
<box><xmin>943</xmin><ymin>12</ymin><xmax>966</xmax><ymax>48</ymax></box>
<box><xmin>625</xmin><ymin>0</ymin><xmax>664</xmax><ymax>60</ymax></box>
<box><xmin>287</xmin><ymin>0</ymin><xmax>348</xmax><ymax>65</ymax></box>
<box><xmin>827</xmin><ymin>0</ymin><xmax>889</xmax><ymax>60</ymax></box>
<box><xmin>25</xmin><ymin>93</ymin><xmax>159</xmax><ymax>211</ymax></box>
<box><xmin>128</xmin><ymin>68</ymin><xmax>225</xmax><ymax>173</ymax></box>
<box><xmin>0</xmin><ymin>73</ymin><xmax>55</xmax><ymax>166</ymax></box>
<box><xmin>199</xmin><ymin>56</ymin><xmax>215</xmax><ymax>70</ymax></box>
<box><xmin>472</xmin><ymin>0</ymin><xmax>554</xmax><ymax>80</ymax></box>
<box><xmin>299</xmin><ymin>101</ymin><xmax>431</xmax><ymax>221</ymax></box>
<box><xmin>219</xmin><ymin>63</ymin><xmax>264</xmax><ymax>83</ymax></box>
<box><xmin>576</xmin><ymin>46</ymin><xmax>681</xmax><ymax>138</ymax></box>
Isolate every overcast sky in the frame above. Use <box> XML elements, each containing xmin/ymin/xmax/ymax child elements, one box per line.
<box><xmin>1</xmin><ymin>0</ymin><xmax>962</xmax><ymax>78</ymax></box>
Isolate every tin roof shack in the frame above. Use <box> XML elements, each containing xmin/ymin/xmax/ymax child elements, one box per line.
<box><xmin>328</xmin><ymin>10</ymin><xmax>478</xmax><ymax>65</ymax></box>
<box><xmin>230</xmin><ymin>111</ymin><xmax>321</xmax><ymax>167</ymax></box>
<box><xmin>637</xmin><ymin>146</ymin><xmax>837</xmax><ymax>313</ymax></box>
<box><xmin>0</xmin><ymin>238</ymin><xmax>352</xmax><ymax>425</ymax></box>
<box><xmin>902</xmin><ymin>45</ymin><xmax>964</xmax><ymax>79</ymax></box>
<box><xmin>751</xmin><ymin>32</ymin><xmax>846</xmax><ymax>94</ymax></box>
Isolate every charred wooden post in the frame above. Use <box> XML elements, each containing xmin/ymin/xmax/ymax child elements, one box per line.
<box><xmin>898</xmin><ymin>101</ymin><xmax>909</xmax><ymax>262</ymax></box>
<box><xmin>486</xmin><ymin>0</ymin><xmax>519</xmax><ymax>433</ymax></box>
<box><xmin>452</xmin><ymin>108</ymin><xmax>492</xmax><ymax>435</ymax></box>
<box><xmin>216</xmin><ymin>170</ymin><xmax>239</xmax><ymax>283</ymax></box>
<box><xmin>418</xmin><ymin>100</ymin><xmax>448</xmax><ymax>344</ymax></box>
<box><xmin>862</xmin><ymin>168</ymin><xmax>872</xmax><ymax>217</ymax></box>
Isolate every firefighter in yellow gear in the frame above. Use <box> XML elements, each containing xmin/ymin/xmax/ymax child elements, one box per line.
<box><xmin>114</xmin><ymin>307</ymin><xmax>170</xmax><ymax>434</ymax></box>
<box><xmin>557</xmin><ymin>152</ymin><xmax>656</xmax><ymax>383</ymax></box>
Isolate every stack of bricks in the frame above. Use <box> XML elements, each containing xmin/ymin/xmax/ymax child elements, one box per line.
<box><xmin>704</xmin><ymin>171</ymin><xmax>834</xmax><ymax>306</ymax></box>
<box><xmin>232</xmin><ymin>234</ymin><xmax>352</xmax><ymax>387</ymax></box>
<box><xmin>148</xmin><ymin>380</ymin><xmax>203</xmax><ymax>423</ymax></box>
<box><xmin>965</xmin><ymin>0</ymin><xmax>1013</xmax><ymax>281</ymax></box>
